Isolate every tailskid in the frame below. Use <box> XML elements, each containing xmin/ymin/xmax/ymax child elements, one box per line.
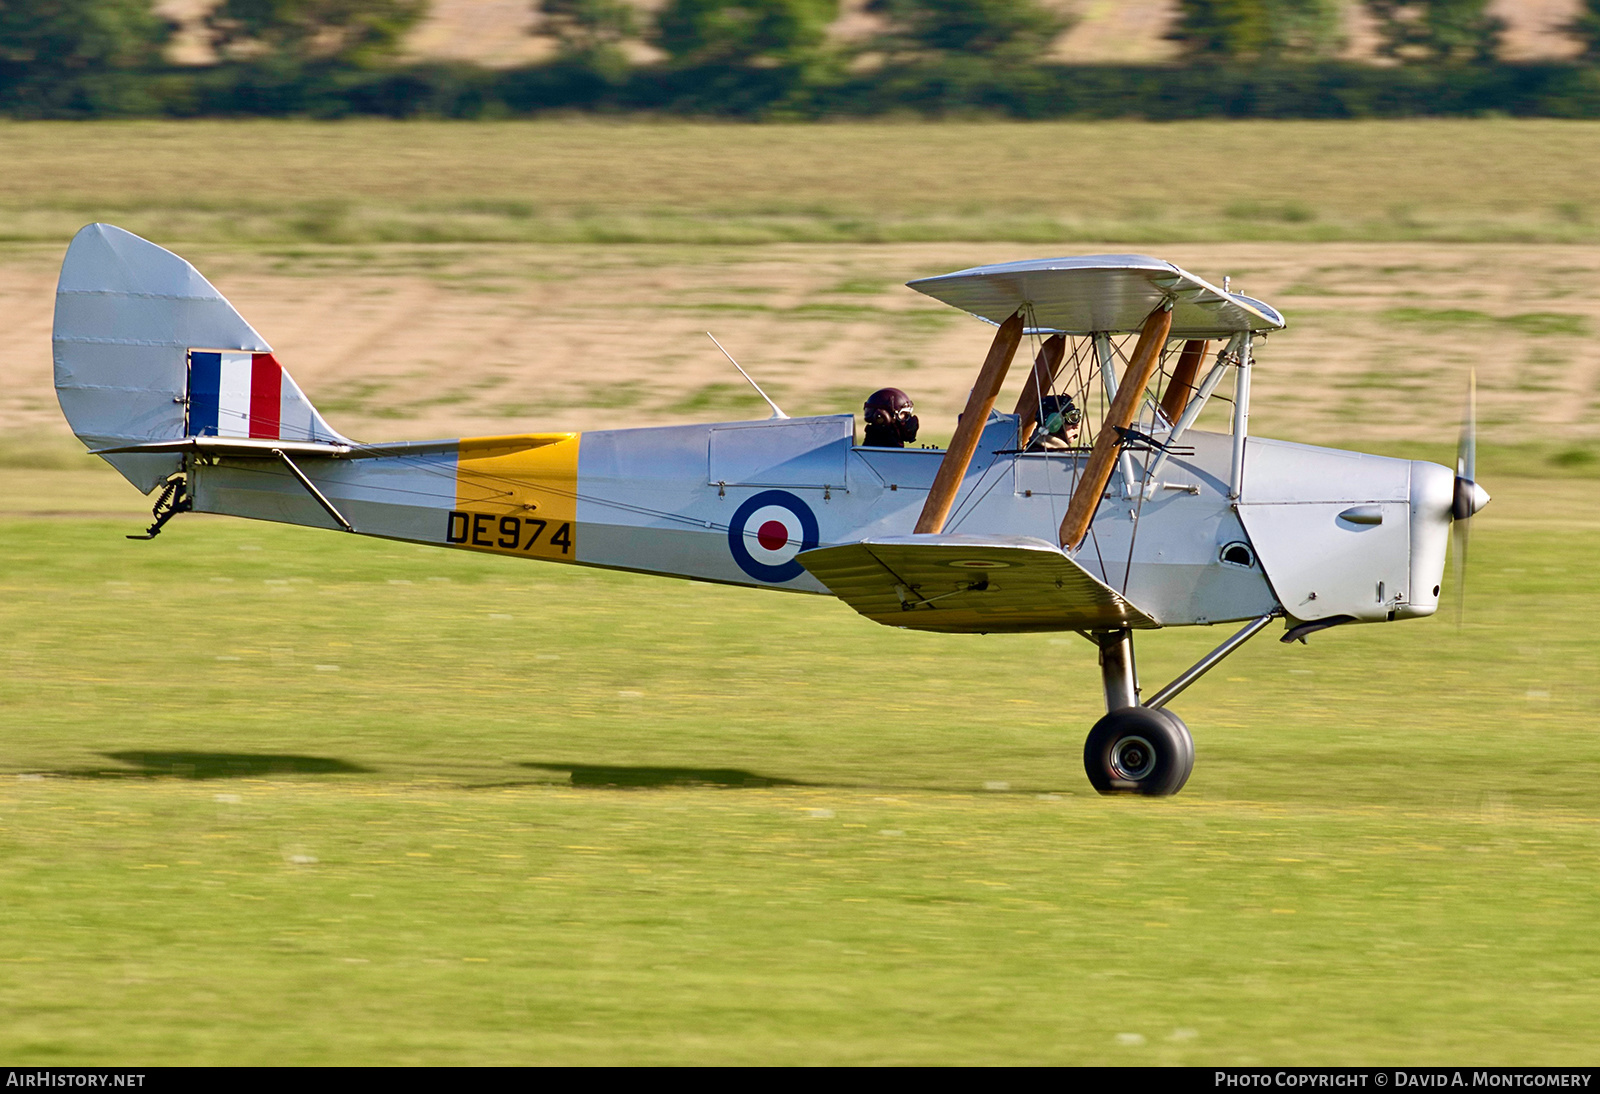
<box><xmin>127</xmin><ymin>475</ymin><xmax>192</xmax><ymax>540</ymax></box>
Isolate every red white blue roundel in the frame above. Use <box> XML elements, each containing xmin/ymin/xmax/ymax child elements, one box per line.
<box><xmin>728</xmin><ymin>489</ymin><xmax>820</xmax><ymax>583</ymax></box>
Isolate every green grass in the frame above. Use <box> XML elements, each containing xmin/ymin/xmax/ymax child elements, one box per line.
<box><xmin>1336</xmin><ymin>439</ymin><xmax>1600</xmax><ymax>480</ymax></box>
<box><xmin>1382</xmin><ymin>307</ymin><xmax>1591</xmax><ymax>337</ymax></box>
<box><xmin>1</xmin><ymin>473</ymin><xmax>1598</xmax><ymax>1063</ymax></box>
<box><xmin>665</xmin><ymin>381</ymin><xmax>776</xmax><ymax>417</ymax></box>
<box><xmin>8</xmin><ymin>119</ymin><xmax>1600</xmax><ymax>244</ymax></box>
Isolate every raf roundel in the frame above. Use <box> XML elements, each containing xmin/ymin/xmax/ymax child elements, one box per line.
<box><xmin>727</xmin><ymin>489</ymin><xmax>820</xmax><ymax>583</ymax></box>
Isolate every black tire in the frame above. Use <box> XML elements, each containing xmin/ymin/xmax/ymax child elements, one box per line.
<box><xmin>1082</xmin><ymin>706</ymin><xmax>1194</xmax><ymax>796</ymax></box>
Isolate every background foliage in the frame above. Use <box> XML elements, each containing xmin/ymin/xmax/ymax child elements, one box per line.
<box><xmin>3</xmin><ymin>3</ymin><xmax>1600</xmax><ymax>124</ymax></box>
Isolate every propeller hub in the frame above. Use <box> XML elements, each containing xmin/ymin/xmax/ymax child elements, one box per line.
<box><xmin>1453</xmin><ymin>477</ymin><xmax>1491</xmax><ymax>521</ymax></box>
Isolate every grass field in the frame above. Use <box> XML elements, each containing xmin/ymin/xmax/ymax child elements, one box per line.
<box><xmin>5</xmin><ymin>119</ymin><xmax>1600</xmax><ymax>245</ymax></box>
<box><xmin>1</xmin><ymin>467</ymin><xmax>1597</xmax><ymax>1064</ymax></box>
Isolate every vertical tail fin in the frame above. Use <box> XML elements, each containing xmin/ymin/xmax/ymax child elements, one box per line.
<box><xmin>53</xmin><ymin>223</ymin><xmax>347</xmax><ymax>492</ymax></box>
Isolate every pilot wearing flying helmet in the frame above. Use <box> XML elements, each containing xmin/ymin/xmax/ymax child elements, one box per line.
<box><xmin>862</xmin><ymin>387</ymin><xmax>919</xmax><ymax>448</ymax></box>
<box><xmin>1029</xmin><ymin>394</ymin><xmax>1083</xmax><ymax>451</ymax></box>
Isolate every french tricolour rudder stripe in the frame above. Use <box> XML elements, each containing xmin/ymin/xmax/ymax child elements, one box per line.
<box><xmin>187</xmin><ymin>350</ymin><xmax>286</xmax><ymax>439</ymax></box>
<box><xmin>248</xmin><ymin>354</ymin><xmax>282</xmax><ymax>438</ymax></box>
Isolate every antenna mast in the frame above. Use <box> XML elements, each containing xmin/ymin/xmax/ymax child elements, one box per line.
<box><xmin>706</xmin><ymin>332</ymin><xmax>788</xmax><ymax>420</ymax></box>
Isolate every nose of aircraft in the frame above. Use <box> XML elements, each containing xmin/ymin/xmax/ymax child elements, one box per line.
<box><xmin>1386</xmin><ymin>369</ymin><xmax>1492</xmax><ymax>624</ymax></box>
<box><xmin>1454</xmin><ymin>478</ymin><xmax>1491</xmax><ymax>520</ymax></box>
<box><xmin>1401</xmin><ymin>460</ymin><xmax>1456</xmax><ymax>619</ymax></box>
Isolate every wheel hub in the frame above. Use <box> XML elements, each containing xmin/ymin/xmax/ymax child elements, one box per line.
<box><xmin>1110</xmin><ymin>735</ymin><xmax>1156</xmax><ymax>781</ymax></box>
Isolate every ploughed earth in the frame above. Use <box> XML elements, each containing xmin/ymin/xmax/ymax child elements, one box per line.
<box><xmin>4</xmin><ymin>241</ymin><xmax>1597</xmax><ymax>461</ymax></box>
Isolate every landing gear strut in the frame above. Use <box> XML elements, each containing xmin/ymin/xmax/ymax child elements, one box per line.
<box><xmin>1083</xmin><ymin>629</ymin><xmax>1194</xmax><ymax>796</ymax></box>
<box><xmin>1080</xmin><ymin>613</ymin><xmax>1279</xmax><ymax>797</ymax></box>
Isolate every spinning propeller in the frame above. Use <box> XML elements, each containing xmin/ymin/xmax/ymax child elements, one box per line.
<box><xmin>1451</xmin><ymin>370</ymin><xmax>1492</xmax><ymax>621</ymax></box>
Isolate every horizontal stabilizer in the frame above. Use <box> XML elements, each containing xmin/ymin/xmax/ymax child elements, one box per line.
<box><xmin>91</xmin><ymin>436</ymin><xmax>494</xmax><ymax>461</ymax></box>
<box><xmin>93</xmin><ymin>437</ymin><xmax>353</xmax><ymax>459</ymax></box>
<box><xmin>799</xmin><ymin>534</ymin><xmax>1158</xmax><ymax>634</ymax></box>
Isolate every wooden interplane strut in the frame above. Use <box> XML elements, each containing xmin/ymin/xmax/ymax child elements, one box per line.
<box><xmin>1160</xmin><ymin>339</ymin><xmax>1209</xmax><ymax>423</ymax></box>
<box><xmin>1012</xmin><ymin>333</ymin><xmax>1067</xmax><ymax>449</ymax></box>
<box><xmin>1057</xmin><ymin>307</ymin><xmax>1174</xmax><ymax>550</ymax></box>
<box><xmin>914</xmin><ymin>310</ymin><xmax>1025</xmax><ymax>535</ymax></box>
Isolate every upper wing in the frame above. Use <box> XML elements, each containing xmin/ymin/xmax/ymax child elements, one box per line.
<box><xmin>799</xmin><ymin>534</ymin><xmax>1159</xmax><ymax>634</ymax></box>
<box><xmin>906</xmin><ymin>254</ymin><xmax>1285</xmax><ymax>338</ymax></box>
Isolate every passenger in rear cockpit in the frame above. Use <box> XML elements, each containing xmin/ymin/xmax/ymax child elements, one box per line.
<box><xmin>862</xmin><ymin>387</ymin><xmax>920</xmax><ymax>448</ymax></box>
<box><xmin>1029</xmin><ymin>394</ymin><xmax>1082</xmax><ymax>451</ymax></box>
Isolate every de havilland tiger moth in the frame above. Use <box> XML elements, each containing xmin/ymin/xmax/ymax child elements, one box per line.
<box><xmin>51</xmin><ymin>224</ymin><xmax>1491</xmax><ymax>796</ymax></box>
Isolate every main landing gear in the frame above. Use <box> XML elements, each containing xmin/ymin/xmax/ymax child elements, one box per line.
<box><xmin>1084</xmin><ymin>702</ymin><xmax>1195</xmax><ymax>796</ymax></box>
<box><xmin>1082</xmin><ymin>614</ymin><xmax>1278</xmax><ymax>796</ymax></box>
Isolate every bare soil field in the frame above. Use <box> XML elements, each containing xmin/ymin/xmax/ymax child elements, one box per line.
<box><xmin>3</xmin><ymin>239</ymin><xmax>1597</xmax><ymax>470</ymax></box>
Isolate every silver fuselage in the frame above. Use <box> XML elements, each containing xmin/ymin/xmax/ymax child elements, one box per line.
<box><xmin>189</xmin><ymin>412</ymin><xmax>1455</xmax><ymax>630</ymax></box>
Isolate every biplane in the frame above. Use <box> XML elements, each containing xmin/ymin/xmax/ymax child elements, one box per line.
<box><xmin>52</xmin><ymin>224</ymin><xmax>1490</xmax><ymax>796</ymax></box>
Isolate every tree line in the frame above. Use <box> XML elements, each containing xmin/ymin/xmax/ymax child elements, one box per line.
<box><xmin>5</xmin><ymin>0</ymin><xmax>1600</xmax><ymax>118</ymax></box>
